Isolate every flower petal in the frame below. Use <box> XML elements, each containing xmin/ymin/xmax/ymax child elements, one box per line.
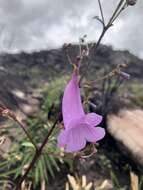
<box><xmin>83</xmin><ymin>126</ymin><xmax>105</xmax><ymax>142</ymax></box>
<box><xmin>62</xmin><ymin>73</ymin><xmax>85</xmax><ymax>128</ymax></box>
<box><xmin>66</xmin><ymin>127</ymin><xmax>86</xmax><ymax>152</ymax></box>
<box><xmin>84</xmin><ymin>113</ymin><xmax>102</xmax><ymax>127</ymax></box>
<box><xmin>57</xmin><ymin>130</ymin><xmax>68</xmax><ymax>148</ymax></box>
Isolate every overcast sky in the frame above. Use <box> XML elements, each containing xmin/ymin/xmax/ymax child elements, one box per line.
<box><xmin>0</xmin><ymin>0</ymin><xmax>142</xmax><ymax>58</ymax></box>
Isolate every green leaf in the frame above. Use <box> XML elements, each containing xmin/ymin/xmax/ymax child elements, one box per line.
<box><xmin>40</xmin><ymin>155</ymin><xmax>49</xmax><ymax>184</ymax></box>
<box><xmin>35</xmin><ymin>162</ymin><xmax>40</xmax><ymax>186</ymax></box>
<box><xmin>21</xmin><ymin>142</ymin><xmax>35</xmax><ymax>149</ymax></box>
<box><xmin>38</xmin><ymin>159</ymin><xmax>44</xmax><ymax>180</ymax></box>
<box><xmin>49</xmin><ymin>155</ymin><xmax>60</xmax><ymax>171</ymax></box>
<box><xmin>44</xmin><ymin>154</ymin><xmax>55</xmax><ymax>178</ymax></box>
<box><xmin>0</xmin><ymin>160</ymin><xmax>9</xmax><ymax>168</ymax></box>
<box><xmin>0</xmin><ymin>168</ymin><xmax>19</xmax><ymax>177</ymax></box>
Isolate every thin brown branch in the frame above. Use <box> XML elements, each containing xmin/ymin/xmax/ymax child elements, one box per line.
<box><xmin>98</xmin><ymin>0</ymin><xmax>105</xmax><ymax>26</ymax></box>
<box><xmin>66</xmin><ymin>51</ymin><xmax>73</xmax><ymax>65</ymax></box>
<box><xmin>0</xmin><ymin>105</ymin><xmax>38</xmax><ymax>151</ymax></box>
<box><xmin>13</xmin><ymin>117</ymin><xmax>38</xmax><ymax>151</ymax></box>
<box><xmin>15</xmin><ymin>115</ymin><xmax>60</xmax><ymax>190</ymax></box>
<box><xmin>79</xmin><ymin>27</ymin><xmax>108</xmax><ymax>85</ymax></box>
<box><xmin>108</xmin><ymin>0</ymin><xmax>125</xmax><ymax>26</ymax></box>
<box><xmin>79</xmin><ymin>0</ymin><xmax>126</xmax><ymax>85</ymax></box>
<box><xmin>111</xmin><ymin>1</ymin><xmax>127</xmax><ymax>23</ymax></box>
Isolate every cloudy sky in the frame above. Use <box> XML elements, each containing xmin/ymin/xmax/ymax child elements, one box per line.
<box><xmin>0</xmin><ymin>0</ymin><xmax>142</xmax><ymax>58</ymax></box>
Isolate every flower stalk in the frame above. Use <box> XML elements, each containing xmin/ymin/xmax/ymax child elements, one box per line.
<box><xmin>0</xmin><ymin>104</ymin><xmax>38</xmax><ymax>151</ymax></box>
<box><xmin>15</xmin><ymin>115</ymin><xmax>60</xmax><ymax>190</ymax></box>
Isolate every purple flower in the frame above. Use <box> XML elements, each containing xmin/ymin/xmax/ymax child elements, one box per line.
<box><xmin>57</xmin><ymin>71</ymin><xmax>105</xmax><ymax>152</ymax></box>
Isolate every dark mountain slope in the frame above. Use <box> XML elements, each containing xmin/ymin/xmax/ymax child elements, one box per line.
<box><xmin>0</xmin><ymin>44</ymin><xmax>142</xmax><ymax>117</ymax></box>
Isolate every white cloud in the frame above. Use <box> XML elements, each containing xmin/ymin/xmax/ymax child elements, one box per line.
<box><xmin>0</xmin><ymin>0</ymin><xmax>142</xmax><ymax>58</ymax></box>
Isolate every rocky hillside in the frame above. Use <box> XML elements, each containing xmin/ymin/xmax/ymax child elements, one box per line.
<box><xmin>0</xmin><ymin>44</ymin><xmax>143</xmax><ymax>118</ymax></box>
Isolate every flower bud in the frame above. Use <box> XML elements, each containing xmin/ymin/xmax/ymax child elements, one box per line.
<box><xmin>127</xmin><ymin>0</ymin><xmax>137</xmax><ymax>6</ymax></box>
<box><xmin>120</xmin><ymin>71</ymin><xmax>130</xmax><ymax>80</ymax></box>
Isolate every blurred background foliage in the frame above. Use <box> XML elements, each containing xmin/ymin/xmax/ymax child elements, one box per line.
<box><xmin>0</xmin><ymin>74</ymin><xmax>143</xmax><ymax>190</ymax></box>
<box><xmin>0</xmin><ymin>76</ymin><xmax>73</xmax><ymax>189</ymax></box>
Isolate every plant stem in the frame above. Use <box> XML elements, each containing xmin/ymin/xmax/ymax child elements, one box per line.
<box><xmin>110</xmin><ymin>2</ymin><xmax>127</xmax><ymax>24</ymax></box>
<box><xmin>98</xmin><ymin>0</ymin><xmax>105</xmax><ymax>26</ymax></box>
<box><xmin>79</xmin><ymin>26</ymin><xmax>108</xmax><ymax>85</ymax></box>
<box><xmin>15</xmin><ymin>116</ymin><xmax>60</xmax><ymax>190</ymax></box>
<box><xmin>0</xmin><ymin>104</ymin><xmax>38</xmax><ymax>151</ymax></box>
<box><xmin>79</xmin><ymin>0</ymin><xmax>126</xmax><ymax>84</ymax></box>
<box><xmin>14</xmin><ymin>117</ymin><xmax>38</xmax><ymax>152</ymax></box>
<box><xmin>108</xmin><ymin>0</ymin><xmax>125</xmax><ymax>26</ymax></box>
